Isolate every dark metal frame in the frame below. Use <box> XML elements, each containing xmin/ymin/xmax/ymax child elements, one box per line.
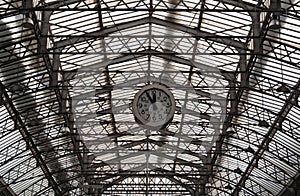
<box><xmin>0</xmin><ymin>0</ymin><xmax>299</xmax><ymax>195</ymax></box>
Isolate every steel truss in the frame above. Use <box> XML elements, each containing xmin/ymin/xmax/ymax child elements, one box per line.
<box><xmin>0</xmin><ymin>0</ymin><xmax>300</xmax><ymax>195</ymax></box>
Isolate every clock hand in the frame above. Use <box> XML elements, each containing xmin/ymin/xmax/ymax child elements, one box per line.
<box><xmin>152</xmin><ymin>92</ymin><xmax>157</xmax><ymax>110</ymax></box>
<box><xmin>153</xmin><ymin>92</ymin><xmax>156</xmax><ymax>103</ymax></box>
<box><xmin>146</xmin><ymin>92</ymin><xmax>154</xmax><ymax>103</ymax></box>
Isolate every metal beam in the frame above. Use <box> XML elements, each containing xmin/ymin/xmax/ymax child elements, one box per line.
<box><xmin>54</xmin><ymin>16</ymin><xmax>245</xmax><ymax>50</ymax></box>
<box><xmin>10</xmin><ymin>7</ymin><xmax>284</xmax><ymax>12</ymax></box>
<box><xmin>31</xmin><ymin>8</ymin><xmax>87</xmax><ymax>188</ymax></box>
<box><xmin>55</xmin><ymin>17</ymin><xmax>150</xmax><ymax>49</ymax></box>
<box><xmin>0</xmin><ymin>178</ymin><xmax>17</xmax><ymax>196</ymax></box>
<box><xmin>207</xmin><ymin>2</ymin><xmax>272</xmax><ymax>192</ymax></box>
<box><xmin>151</xmin><ymin>17</ymin><xmax>245</xmax><ymax>50</ymax></box>
<box><xmin>89</xmin><ymin>166</ymin><xmax>200</xmax><ymax>182</ymax></box>
<box><xmin>0</xmin><ymin>82</ymin><xmax>62</xmax><ymax>195</ymax></box>
<box><xmin>232</xmin><ymin>75</ymin><xmax>300</xmax><ymax>195</ymax></box>
<box><xmin>98</xmin><ymin>166</ymin><xmax>196</xmax><ymax>194</ymax></box>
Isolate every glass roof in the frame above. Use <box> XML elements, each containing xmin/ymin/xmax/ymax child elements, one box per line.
<box><xmin>0</xmin><ymin>0</ymin><xmax>300</xmax><ymax>195</ymax></box>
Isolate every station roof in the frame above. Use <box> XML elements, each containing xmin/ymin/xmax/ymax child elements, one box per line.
<box><xmin>0</xmin><ymin>0</ymin><xmax>299</xmax><ymax>195</ymax></box>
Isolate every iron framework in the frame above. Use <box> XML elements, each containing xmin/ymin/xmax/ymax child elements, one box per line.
<box><xmin>0</xmin><ymin>0</ymin><xmax>300</xmax><ymax>195</ymax></box>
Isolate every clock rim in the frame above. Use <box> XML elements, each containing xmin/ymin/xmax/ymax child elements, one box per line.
<box><xmin>132</xmin><ymin>83</ymin><xmax>176</xmax><ymax>128</ymax></box>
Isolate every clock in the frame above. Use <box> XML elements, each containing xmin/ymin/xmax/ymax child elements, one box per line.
<box><xmin>132</xmin><ymin>83</ymin><xmax>176</xmax><ymax>128</ymax></box>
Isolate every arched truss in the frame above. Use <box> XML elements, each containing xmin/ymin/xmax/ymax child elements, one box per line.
<box><xmin>0</xmin><ymin>0</ymin><xmax>300</xmax><ymax>195</ymax></box>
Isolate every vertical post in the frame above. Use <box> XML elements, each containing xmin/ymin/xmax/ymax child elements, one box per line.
<box><xmin>39</xmin><ymin>11</ymin><xmax>52</xmax><ymax>55</ymax></box>
<box><xmin>50</xmin><ymin>51</ymin><xmax>60</xmax><ymax>87</ymax></box>
<box><xmin>22</xmin><ymin>0</ymin><xmax>32</xmax><ymax>13</ymax></box>
<box><xmin>229</xmin><ymin>75</ymin><xmax>238</xmax><ymax>115</ymax></box>
<box><xmin>240</xmin><ymin>51</ymin><xmax>248</xmax><ymax>89</ymax></box>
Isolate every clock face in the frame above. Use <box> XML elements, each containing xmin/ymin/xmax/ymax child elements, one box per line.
<box><xmin>133</xmin><ymin>83</ymin><xmax>175</xmax><ymax>128</ymax></box>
